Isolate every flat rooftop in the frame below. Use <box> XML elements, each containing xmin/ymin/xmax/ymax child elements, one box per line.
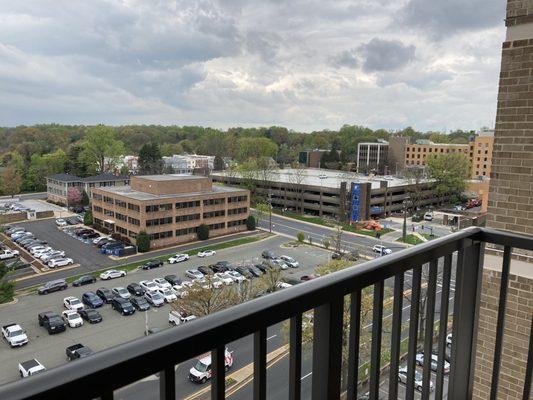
<box><xmin>95</xmin><ymin>183</ymin><xmax>244</xmax><ymax>201</ymax></box>
<box><xmin>213</xmin><ymin>168</ymin><xmax>421</xmax><ymax>189</ymax></box>
<box><xmin>135</xmin><ymin>174</ymin><xmax>203</xmax><ymax>181</ymax></box>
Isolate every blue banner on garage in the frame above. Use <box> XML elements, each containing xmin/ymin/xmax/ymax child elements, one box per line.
<box><xmin>350</xmin><ymin>183</ymin><xmax>360</xmax><ymax>222</ymax></box>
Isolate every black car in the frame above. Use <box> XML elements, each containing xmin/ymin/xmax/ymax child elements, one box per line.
<box><xmin>130</xmin><ymin>297</ymin><xmax>150</xmax><ymax>311</ymax></box>
<box><xmin>66</xmin><ymin>343</ymin><xmax>93</xmax><ymax>361</ymax></box>
<box><xmin>247</xmin><ymin>265</ymin><xmax>263</xmax><ymax>277</ymax></box>
<box><xmin>254</xmin><ymin>263</ymin><xmax>271</xmax><ymax>273</ymax></box>
<box><xmin>111</xmin><ymin>297</ymin><xmax>135</xmax><ymax>316</ymax></box>
<box><xmin>214</xmin><ymin>261</ymin><xmax>232</xmax><ymax>272</ymax></box>
<box><xmin>75</xmin><ymin>228</ymin><xmax>93</xmax><ymax>236</ymax></box>
<box><xmin>38</xmin><ymin>279</ymin><xmax>68</xmax><ymax>295</ymax></box>
<box><xmin>198</xmin><ymin>265</ymin><xmax>214</xmax><ymax>276</ymax></box>
<box><xmin>66</xmin><ymin>217</ymin><xmax>79</xmax><ymax>225</ymax></box>
<box><xmin>96</xmin><ymin>288</ymin><xmax>114</xmax><ymax>303</ymax></box>
<box><xmin>38</xmin><ymin>312</ymin><xmax>67</xmax><ymax>334</ymax></box>
<box><xmin>164</xmin><ymin>275</ymin><xmax>182</xmax><ymax>286</ymax></box>
<box><xmin>73</xmin><ymin>275</ymin><xmax>96</xmax><ymax>287</ymax></box>
<box><xmin>82</xmin><ymin>291</ymin><xmax>104</xmax><ymax>308</ymax></box>
<box><xmin>235</xmin><ymin>266</ymin><xmax>254</xmax><ymax>278</ymax></box>
<box><xmin>79</xmin><ymin>309</ymin><xmax>102</xmax><ymax>324</ymax></box>
<box><xmin>141</xmin><ymin>260</ymin><xmax>164</xmax><ymax>270</ymax></box>
<box><xmin>261</xmin><ymin>250</ymin><xmax>276</xmax><ymax>259</ymax></box>
<box><xmin>4</xmin><ymin>258</ymin><xmax>30</xmax><ymax>270</ymax></box>
<box><xmin>96</xmin><ymin>238</ymin><xmax>113</xmax><ymax>248</ymax></box>
<box><xmin>81</xmin><ymin>232</ymin><xmax>100</xmax><ymax>239</ymax></box>
<box><xmin>127</xmin><ymin>283</ymin><xmax>144</xmax><ymax>296</ymax></box>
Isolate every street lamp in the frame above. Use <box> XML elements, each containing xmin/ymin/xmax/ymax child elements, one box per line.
<box><xmin>402</xmin><ymin>195</ymin><xmax>410</xmax><ymax>241</ymax></box>
<box><xmin>318</xmin><ymin>175</ymin><xmax>327</xmax><ymax>217</ymax></box>
<box><xmin>268</xmin><ymin>191</ymin><xmax>272</xmax><ymax>233</ymax></box>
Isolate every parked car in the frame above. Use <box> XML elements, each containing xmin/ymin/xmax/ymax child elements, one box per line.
<box><xmin>226</xmin><ymin>270</ymin><xmax>246</xmax><ymax>283</ymax></box>
<box><xmin>63</xmin><ymin>296</ymin><xmax>84</xmax><ymax>311</ymax></box>
<box><xmin>186</xmin><ymin>269</ymin><xmax>204</xmax><ymax>280</ymax></box>
<box><xmin>279</xmin><ymin>255</ymin><xmax>299</xmax><ymax>268</ymax></box>
<box><xmin>6</xmin><ymin>227</ymin><xmax>25</xmax><ymax>236</ymax></box>
<box><xmin>141</xmin><ymin>259</ymin><xmax>164</xmax><ymax>270</ymax></box>
<box><xmin>79</xmin><ymin>309</ymin><xmax>103</xmax><ymax>324</ymax></box>
<box><xmin>139</xmin><ymin>280</ymin><xmax>159</xmax><ymax>292</ymax></box>
<box><xmin>38</xmin><ymin>279</ymin><xmax>68</xmax><ymax>295</ymax></box>
<box><xmin>261</xmin><ymin>250</ymin><xmax>276</xmax><ymax>259</ymax></box>
<box><xmin>110</xmin><ymin>297</ymin><xmax>135</xmax><ymax>315</ymax></box>
<box><xmin>197</xmin><ymin>250</ymin><xmax>216</xmax><ymax>258</ymax></box>
<box><xmin>213</xmin><ymin>260</ymin><xmax>231</xmax><ymax>272</ymax></box>
<box><xmin>40</xmin><ymin>251</ymin><xmax>66</xmax><ymax>262</ymax></box>
<box><xmin>168</xmin><ymin>253</ymin><xmax>189</xmax><ymax>264</ymax></box>
<box><xmin>81</xmin><ymin>291</ymin><xmax>103</xmax><ymax>308</ymax></box>
<box><xmin>127</xmin><ymin>283</ymin><xmax>144</xmax><ymax>296</ymax></box>
<box><xmin>29</xmin><ymin>245</ymin><xmax>49</xmax><ymax>255</ymax></box>
<box><xmin>18</xmin><ymin>359</ymin><xmax>46</xmax><ymax>378</ymax></box>
<box><xmin>247</xmin><ymin>265</ymin><xmax>263</xmax><ymax>277</ymax></box>
<box><xmin>0</xmin><ymin>249</ymin><xmax>19</xmax><ymax>260</ymax></box>
<box><xmin>169</xmin><ymin>310</ymin><xmax>196</xmax><ymax>325</ymax></box>
<box><xmin>301</xmin><ymin>274</ymin><xmax>319</xmax><ymax>281</ymax></box>
<box><xmin>66</xmin><ymin>343</ymin><xmax>93</xmax><ymax>361</ymax></box>
<box><xmin>271</xmin><ymin>259</ymin><xmax>289</xmax><ymax>270</ymax></box>
<box><xmin>164</xmin><ymin>274</ymin><xmax>182</xmax><ymax>286</ymax></box>
<box><xmin>157</xmin><ymin>288</ymin><xmax>177</xmax><ymax>303</ymax></box>
<box><xmin>144</xmin><ymin>291</ymin><xmax>165</xmax><ymax>307</ymax></box>
<box><xmin>189</xmin><ymin>349</ymin><xmax>233</xmax><ymax>384</ymax></box>
<box><xmin>153</xmin><ymin>277</ymin><xmax>172</xmax><ymax>290</ymax></box>
<box><xmin>93</xmin><ymin>236</ymin><xmax>108</xmax><ymax>245</ymax></box>
<box><xmin>38</xmin><ymin>312</ymin><xmax>67</xmax><ymax>334</ymax></box>
<box><xmin>131</xmin><ymin>297</ymin><xmax>150</xmax><ymax>311</ymax></box>
<box><xmin>446</xmin><ymin>333</ymin><xmax>452</xmax><ymax>347</ymax></box>
<box><xmin>398</xmin><ymin>367</ymin><xmax>434</xmax><ymax>392</ymax></box>
<box><xmin>73</xmin><ymin>275</ymin><xmax>96</xmax><ymax>287</ymax></box>
<box><xmin>214</xmin><ymin>272</ymin><xmax>234</xmax><ymax>285</ymax></box>
<box><xmin>2</xmin><ymin>323</ymin><xmax>28</xmax><ymax>347</ymax></box>
<box><xmin>235</xmin><ymin>266</ymin><xmax>253</xmax><ymax>279</ymax></box>
<box><xmin>424</xmin><ymin>213</ymin><xmax>433</xmax><ymax>221</ymax></box>
<box><xmin>198</xmin><ymin>265</ymin><xmax>214</xmax><ymax>276</ymax></box>
<box><xmin>372</xmin><ymin>245</ymin><xmax>392</xmax><ymax>255</ymax></box>
<box><xmin>62</xmin><ymin>310</ymin><xmax>83</xmax><ymax>328</ymax></box>
<box><xmin>96</xmin><ymin>287</ymin><xmax>114</xmax><ymax>303</ymax></box>
<box><xmin>416</xmin><ymin>353</ymin><xmax>450</xmax><ymax>374</ymax></box>
<box><xmin>100</xmin><ymin>269</ymin><xmax>126</xmax><ymax>280</ymax></box>
<box><xmin>55</xmin><ymin>218</ymin><xmax>67</xmax><ymax>227</ymax></box>
<box><xmin>3</xmin><ymin>258</ymin><xmax>30</xmax><ymax>270</ymax></box>
<box><xmin>112</xmin><ymin>287</ymin><xmax>131</xmax><ymax>299</ymax></box>
<box><xmin>48</xmin><ymin>257</ymin><xmax>74</xmax><ymax>268</ymax></box>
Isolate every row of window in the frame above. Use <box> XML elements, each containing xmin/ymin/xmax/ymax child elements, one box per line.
<box><xmin>176</xmin><ymin>227</ymin><xmax>198</xmax><ymax>236</ymax></box>
<box><xmin>203</xmin><ymin>210</ymin><xmax>225</xmax><ymax>219</ymax></box>
<box><xmin>104</xmin><ymin>209</ymin><xmax>114</xmax><ymax>217</ymax></box>
<box><xmin>176</xmin><ymin>214</ymin><xmax>201</xmax><ymax>222</ymax></box>
<box><xmin>228</xmin><ymin>195</ymin><xmax>248</xmax><ymax>203</ymax></box>
<box><xmin>228</xmin><ymin>207</ymin><xmax>247</xmax><ymax>215</ymax></box>
<box><xmin>116</xmin><ymin>200</ymin><xmax>127</xmax><ymax>208</ymax></box>
<box><xmin>116</xmin><ymin>212</ymin><xmax>127</xmax><ymax>222</ymax></box>
<box><xmin>203</xmin><ymin>198</ymin><xmax>225</xmax><ymax>206</ymax></box>
<box><xmin>94</xmin><ymin>206</ymin><xmax>103</xmax><ymax>213</ymax></box>
<box><xmin>406</xmin><ymin>147</ymin><xmax>467</xmax><ymax>153</ymax></box>
<box><xmin>228</xmin><ymin>219</ymin><xmax>247</xmax><ymax>227</ymax></box>
<box><xmin>93</xmin><ymin>193</ymin><xmax>102</xmax><ymax>201</ymax></box>
<box><xmin>115</xmin><ymin>226</ymin><xmax>128</xmax><ymax>236</ymax></box>
<box><xmin>146</xmin><ymin>217</ymin><xmax>173</xmax><ymax>227</ymax></box>
<box><xmin>128</xmin><ymin>217</ymin><xmax>140</xmax><ymax>226</ymax></box>
<box><xmin>176</xmin><ymin>200</ymin><xmax>201</xmax><ymax>209</ymax></box>
<box><xmin>208</xmin><ymin>222</ymin><xmax>225</xmax><ymax>230</ymax></box>
<box><xmin>149</xmin><ymin>231</ymin><xmax>173</xmax><ymax>241</ymax></box>
<box><xmin>146</xmin><ymin>203</ymin><xmax>173</xmax><ymax>212</ymax></box>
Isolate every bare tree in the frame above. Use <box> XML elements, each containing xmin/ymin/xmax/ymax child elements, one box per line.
<box><xmin>288</xmin><ymin>164</ymin><xmax>306</xmax><ymax>213</ymax></box>
<box><xmin>257</xmin><ymin>267</ymin><xmax>283</xmax><ymax>293</ymax></box>
<box><xmin>404</xmin><ymin>166</ymin><xmax>426</xmax><ymax>211</ymax></box>
<box><xmin>176</xmin><ymin>277</ymin><xmax>237</xmax><ymax>317</ymax></box>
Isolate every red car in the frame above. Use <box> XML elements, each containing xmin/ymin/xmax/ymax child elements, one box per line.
<box><xmin>300</xmin><ymin>274</ymin><xmax>319</xmax><ymax>281</ymax></box>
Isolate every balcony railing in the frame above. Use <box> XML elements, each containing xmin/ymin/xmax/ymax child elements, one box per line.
<box><xmin>1</xmin><ymin>227</ymin><xmax>532</xmax><ymax>400</ymax></box>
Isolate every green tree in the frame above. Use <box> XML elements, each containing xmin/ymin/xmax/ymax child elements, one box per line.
<box><xmin>296</xmin><ymin>232</ymin><xmax>305</xmax><ymax>243</ymax></box>
<box><xmin>80</xmin><ymin>125</ymin><xmax>125</xmax><ymax>174</ymax></box>
<box><xmin>81</xmin><ymin>190</ymin><xmax>90</xmax><ymax>207</ymax></box>
<box><xmin>136</xmin><ymin>231</ymin><xmax>150</xmax><ymax>252</ymax></box>
<box><xmin>246</xmin><ymin>215</ymin><xmax>256</xmax><ymax>230</ymax></box>
<box><xmin>197</xmin><ymin>224</ymin><xmax>209</xmax><ymax>240</ymax></box>
<box><xmin>25</xmin><ymin>150</ymin><xmax>67</xmax><ymax>191</ymax></box>
<box><xmin>0</xmin><ymin>166</ymin><xmax>22</xmax><ymax>197</ymax></box>
<box><xmin>0</xmin><ymin>262</ymin><xmax>14</xmax><ymax>304</ymax></box>
<box><xmin>160</xmin><ymin>143</ymin><xmax>184</xmax><ymax>157</ymax></box>
<box><xmin>426</xmin><ymin>153</ymin><xmax>470</xmax><ymax>204</ymax></box>
<box><xmin>138</xmin><ymin>143</ymin><xmax>164</xmax><ymax>175</ymax></box>
<box><xmin>235</xmin><ymin>137</ymin><xmax>278</xmax><ymax>162</ymax></box>
<box><xmin>255</xmin><ymin>203</ymin><xmax>270</xmax><ymax>223</ymax></box>
<box><xmin>213</xmin><ymin>155</ymin><xmax>225</xmax><ymax>171</ymax></box>
<box><xmin>84</xmin><ymin>210</ymin><xmax>93</xmax><ymax>226</ymax></box>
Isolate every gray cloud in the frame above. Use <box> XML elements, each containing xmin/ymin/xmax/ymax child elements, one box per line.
<box><xmin>358</xmin><ymin>38</ymin><xmax>415</xmax><ymax>72</ymax></box>
<box><xmin>332</xmin><ymin>49</ymin><xmax>358</xmax><ymax>69</ymax></box>
<box><xmin>398</xmin><ymin>0</ymin><xmax>504</xmax><ymax>39</ymax></box>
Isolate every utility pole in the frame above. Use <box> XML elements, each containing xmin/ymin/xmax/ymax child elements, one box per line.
<box><xmin>403</xmin><ymin>195</ymin><xmax>410</xmax><ymax>241</ymax></box>
<box><xmin>268</xmin><ymin>191</ymin><xmax>272</xmax><ymax>233</ymax></box>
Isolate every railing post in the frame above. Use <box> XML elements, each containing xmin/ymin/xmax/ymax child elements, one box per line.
<box><xmin>449</xmin><ymin>241</ymin><xmax>484</xmax><ymax>399</ymax></box>
<box><xmin>311</xmin><ymin>297</ymin><xmax>344</xmax><ymax>400</ymax></box>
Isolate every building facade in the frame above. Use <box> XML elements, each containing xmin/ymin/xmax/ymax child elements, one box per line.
<box><xmin>46</xmin><ymin>173</ymin><xmax>130</xmax><ymax>205</ymax></box>
<box><xmin>356</xmin><ymin>141</ymin><xmax>388</xmax><ymax>173</ymax></box>
<box><xmin>298</xmin><ymin>149</ymin><xmax>329</xmax><ymax>168</ymax></box>
<box><xmin>404</xmin><ymin>140</ymin><xmax>470</xmax><ymax>167</ymax></box>
<box><xmin>162</xmin><ymin>154</ymin><xmax>214</xmax><ymax>174</ymax></box>
<box><xmin>91</xmin><ymin>175</ymin><xmax>250</xmax><ymax>249</ymax></box>
<box><xmin>470</xmin><ymin>130</ymin><xmax>495</xmax><ymax>180</ymax></box>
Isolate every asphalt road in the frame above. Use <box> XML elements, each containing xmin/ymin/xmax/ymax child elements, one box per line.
<box><xmin>257</xmin><ymin>213</ymin><xmax>407</xmax><ymax>257</ymax></box>
<box><xmin>0</xmin><ymin>235</ymin><xmax>331</xmax><ymax>386</ymax></box>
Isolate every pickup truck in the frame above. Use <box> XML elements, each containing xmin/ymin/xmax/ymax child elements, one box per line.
<box><xmin>2</xmin><ymin>324</ymin><xmax>28</xmax><ymax>347</ymax></box>
<box><xmin>38</xmin><ymin>312</ymin><xmax>67</xmax><ymax>334</ymax></box>
<box><xmin>169</xmin><ymin>310</ymin><xmax>196</xmax><ymax>325</ymax></box>
<box><xmin>66</xmin><ymin>343</ymin><xmax>93</xmax><ymax>361</ymax></box>
<box><xmin>0</xmin><ymin>249</ymin><xmax>19</xmax><ymax>260</ymax></box>
<box><xmin>18</xmin><ymin>359</ymin><xmax>46</xmax><ymax>378</ymax></box>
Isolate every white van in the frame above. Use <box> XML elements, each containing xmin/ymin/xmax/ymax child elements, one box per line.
<box><xmin>188</xmin><ymin>349</ymin><xmax>233</xmax><ymax>384</ymax></box>
<box><xmin>168</xmin><ymin>310</ymin><xmax>196</xmax><ymax>325</ymax></box>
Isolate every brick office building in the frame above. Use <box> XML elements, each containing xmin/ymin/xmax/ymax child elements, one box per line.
<box><xmin>473</xmin><ymin>2</ymin><xmax>533</xmax><ymax>399</ymax></box>
<box><xmin>91</xmin><ymin>175</ymin><xmax>250</xmax><ymax>249</ymax></box>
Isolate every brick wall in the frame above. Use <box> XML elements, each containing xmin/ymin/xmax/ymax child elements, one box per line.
<box><xmin>473</xmin><ymin>269</ymin><xmax>532</xmax><ymax>399</ymax></box>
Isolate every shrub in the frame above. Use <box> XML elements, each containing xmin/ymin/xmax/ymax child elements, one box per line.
<box><xmin>83</xmin><ymin>210</ymin><xmax>93</xmax><ymax>226</ymax></box>
<box><xmin>322</xmin><ymin>239</ymin><xmax>330</xmax><ymax>249</ymax></box>
<box><xmin>296</xmin><ymin>232</ymin><xmax>305</xmax><ymax>243</ymax></box>
<box><xmin>197</xmin><ymin>224</ymin><xmax>209</xmax><ymax>240</ymax></box>
<box><xmin>136</xmin><ymin>231</ymin><xmax>150</xmax><ymax>252</ymax></box>
<box><xmin>246</xmin><ymin>215</ymin><xmax>256</xmax><ymax>230</ymax></box>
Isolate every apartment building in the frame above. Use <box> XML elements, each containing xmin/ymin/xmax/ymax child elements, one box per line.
<box><xmin>356</xmin><ymin>141</ymin><xmax>389</xmax><ymax>173</ymax></box>
<box><xmin>469</xmin><ymin>130</ymin><xmax>494</xmax><ymax>179</ymax></box>
<box><xmin>162</xmin><ymin>154</ymin><xmax>214</xmax><ymax>174</ymax></box>
<box><xmin>404</xmin><ymin>140</ymin><xmax>470</xmax><ymax>167</ymax></box>
<box><xmin>91</xmin><ymin>174</ymin><xmax>250</xmax><ymax>249</ymax></box>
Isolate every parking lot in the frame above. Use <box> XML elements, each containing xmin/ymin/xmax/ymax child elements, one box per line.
<box><xmin>0</xmin><ymin>235</ymin><xmax>333</xmax><ymax>385</ymax></box>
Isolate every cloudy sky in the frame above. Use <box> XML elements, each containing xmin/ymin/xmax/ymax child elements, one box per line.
<box><xmin>0</xmin><ymin>0</ymin><xmax>505</xmax><ymax>132</ymax></box>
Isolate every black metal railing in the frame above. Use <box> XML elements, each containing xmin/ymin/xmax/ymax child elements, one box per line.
<box><xmin>0</xmin><ymin>227</ymin><xmax>532</xmax><ymax>400</ymax></box>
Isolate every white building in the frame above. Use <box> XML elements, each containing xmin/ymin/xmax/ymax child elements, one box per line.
<box><xmin>105</xmin><ymin>155</ymin><xmax>139</xmax><ymax>174</ymax></box>
<box><xmin>162</xmin><ymin>154</ymin><xmax>215</xmax><ymax>174</ymax></box>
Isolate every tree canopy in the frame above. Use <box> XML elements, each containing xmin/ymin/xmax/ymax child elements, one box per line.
<box><xmin>426</xmin><ymin>153</ymin><xmax>470</xmax><ymax>201</ymax></box>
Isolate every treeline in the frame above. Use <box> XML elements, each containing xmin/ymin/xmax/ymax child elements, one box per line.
<box><xmin>0</xmin><ymin>124</ymin><xmax>475</xmax><ymax>194</ymax></box>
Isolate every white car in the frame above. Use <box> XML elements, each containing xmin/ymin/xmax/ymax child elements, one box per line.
<box><xmin>214</xmin><ymin>272</ymin><xmax>234</xmax><ymax>285</ymax></box>
<box><xmin>18</xmin><ymin>359</ymin><xmax>46</xmax><ymax>378</ymax></box>
<box><xmin>0</xmin><ymin>249</ymin><xmax>19</xmax><ymax>260</ymax></box>
<box><xmin>30</xmin><ymin>246</ymin><xmax>49</xmax><ymax>255</ymax></box>
<box><xmin>446</xmin><ymin>333</ymin><xmax>452</xmax><ymax>347</ymax></box>
<box><xmin>372</xmin><ymin>245</ymin><xmax>392</xmax><ymax>255</ymax></box>
<box><xmin>197</xmin><ymin>250</ymin><xmax>216</xmax><ymax>258</ymax></box>
<box><xmin>226</xmin><ymin>270</ymin><xmax>246</xmax><ymax>283</ymax></box>
<box><xmin>61</xmin><ymin>310</ymin><xmax>83</xmax><ymax>328</ymax></box>
<box><xmin>279</xmin><ymin>255</ymin><xmax>299</xmax><ymax>268</ymax></box>
<box><xmin>172</xmin><ymin>284</ymin><xmax>189</xmax><ymax>298</ymax></box>
<box><xmin>424</xmin><ymin>213</ymin><xmax>433</xmax><ymax>221</ymax></box>
<box><xmin>40</xmin><ymin>250</ymin><xmax>65</xmax><ymax>262</ymax></box>
<box><xmin>112</xmin><ymin>287</ymin><xmax>131</xmax><ymax>299</ymax></box>
<box><xmin>168</xmin><ymin>253</ymin><xmax>190</xmax><ymax>264</ymax></box>
<box><xmin>2</xmin><ymin>323</ymin><xmax>28</xmax><ymax>347</ymax></box>
<box><xmin>144</xmin><ymin>291</ymin><xmax>165</xmax><ymax>307</ymax></box>
<box><xmin>186</xmin><ymin>269</ymin><xmax>204</xmax><ymax>280</ymax></box>
<box><xmin>100</xmin><ymin>269</ymin><xmax>126</xmax><ymax>280</ymax></box>
<box><xmin>33</xmin><ymin>247</ymin><xmax>53</xmax><ymax>257</ymax></box>
<box><xmin>63</xmin><ymin>296</ymin><xmax>84</xmax><ymax>311</ymax></box>
<box><xmin>271</xmin><ymin>259</ymin><xmax>289</xmax><ymax>270</ymax></box>
<box><xmin>48</xmin><ymin>258</ymin><xmax>74</xmax><ymax>268</ymax></box>
<box><xmin>416</xmin><ymin>353</ymin><xmax>450</xmax><ymax>374</ymax></box>
<box><xmin>55</xmin><ymin>218</ymin><xmax>67</xmax><ymax>227</ymax></box>
<box><xmin>201</xmin><ymin>278</ymin><xmax>223</xmax><ymax>290</ymax></box>
<box><xmin>398</xmin><ymin>367</ymin><xmax>434</xmax><ymax>392</ymax></box>
<box><xmin>157</xmin><ymin>288</ymin><xmax>177</xmax><ymax>302</ymax></box>
<box><xmin>153</xmin><ymin>278</ymin><xmax>172</xmax><ymax>290</ymax></box>
<box><xmin>276</xmin><ymin>282</ymin><xmax>293</xmax><ymax>289</ymax></box>
<box><xmin>139</xmin><ymin>280</ymin><xmax>158</xmax><ymax>292</ymax></box>
<box><xmin>169</xmin><ymin>310</ymin><xmax>196</xmax><ymax>325</ymax></box>
<box><xmin>93</xmin><ymin>236</ymin><xmax>108</xmax><ymax>245</ymax></box>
